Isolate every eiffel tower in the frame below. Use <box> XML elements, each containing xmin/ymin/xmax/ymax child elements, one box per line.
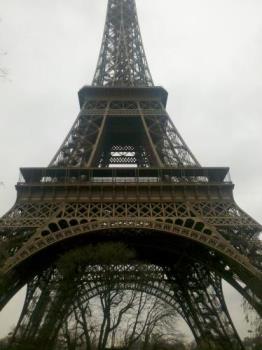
<box><xmin>0</xmin><ymin>1</ymin><xmax>261</xmax><ymax>349</ymax></box>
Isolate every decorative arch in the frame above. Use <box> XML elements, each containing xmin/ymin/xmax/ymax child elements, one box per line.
<box><xmin>4</xmin><ymin>216</ymin><xmax>260</xmax><ymax>280</ymax></box>
<box><xmin>11</xmin><ymin>260</ymin><xmax>241</xmax><ymax>349</ymax></box>
<box><xmin>1</xmin><ymin>216</ymin><xmax>261</xmax><ymax>320</ymax></box>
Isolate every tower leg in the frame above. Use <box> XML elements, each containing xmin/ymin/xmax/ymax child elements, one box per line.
<box><xmin>10</xmin><ymin>262</ymin><xmax>245</xmax><ymax>350</ymax></box>
<box><xmin>168</xmin><ymin>264</ymin><xmax>244</xmax><ymax>350</ymax></box>
<box><xmin>11</xmin><ymin>270</ymin><xmax>52</xmax><ymax>344</ymax></box>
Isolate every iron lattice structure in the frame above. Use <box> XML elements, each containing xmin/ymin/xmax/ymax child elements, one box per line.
<box><xmin>0</xmin><ymin>0</ymin><xmax>261</xmax><ymax>349</ymax></box>
<box><xmin>92</xmin><ymin>0</ymin><xmax>153</xmax><ymax>87</ymax></box>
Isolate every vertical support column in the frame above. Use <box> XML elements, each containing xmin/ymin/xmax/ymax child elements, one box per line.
<box><xmin>11</xmin><ymin>268</ymin><xmax>77</xmax><ymax>349</ymax></box>
<box><xmin>138</xmin><ymin>103</ymin><xmax>164</xmax><ymax>167</ymax></box>
<box><xmin>11</xmin><ymin>270</ymin><xmax>54</xmax><ymax>345</ymax></box>
<box><xmin>168</xmin><ymin>264</ymin><xmax>244</xmax><ymax>350</ymax></box>
<box><xmin>87</xmin><ymin>103</ymin><xmax>110</xmax><ymax>167</ymax></box>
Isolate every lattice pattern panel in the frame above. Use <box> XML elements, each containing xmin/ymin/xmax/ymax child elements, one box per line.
<box><xmin>49</xmin><ymin>95</ymin><xmax>200</xmax><ymax>168</ymax></box>
<box><xmin>0</xmin><ymin>203</ymin><xmax>62</xmax><ymax>228</ymax></box>
<box><xmin>1</xmin><ymin>201</ymin><xmax>260</xmax><ymax>231</ymax></box>
<box><xmin>169</xmin><ymin>266</ymin><xmax>243</xmax><ymax>348</ymax></box>
<box><xmin>92</xmin><ymin>0</ymin><xmax>153</xmax><ymax>87</ymax></box>
<box><xmin>144</xmin><ymin>114</ymin><xmax>199</xmax><ymax>167</ymax></box>
<box><xmin>57</xmin><ymin>202</ymin><xmax>194</xmax><ymax>220</ymax></box>
<box><xmin>190</xmin><ymin>202</ymin><xmax>260</xmax><ymax>228</ymax></box>
<box><xmin>81</xmin><ymin>100</ymin><xmax>164</xmax><ymax>116</ymax></box>
<box><xmin>12</xmin><ymin>263</ymin><xmax>243</xmax><ymax>350</ymax></box>
<box><xmin>98</xmin><ymin>145</ymin><xmax>151</xmax><ymax>167</ymax></box>
<box><xmin>11</xmin><ymin>265</ymin><xmax>180</xmax><ymax>343</ymax></box>
<box><xmin>1</xmin><ymin>200</ymin><xmax>261</xmax><ymax>276</ymax></box>
<box><xmin>50</xmin><ymin>113</ymin><xmax>104</xmax><ymax>167</ymax></box>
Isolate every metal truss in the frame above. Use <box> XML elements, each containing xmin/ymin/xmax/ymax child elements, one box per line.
<box><xmin>10</xmin><ymin>262</ymin><xmax>244</xmax><ymax>349</ymax></box>
<box><xmin>11</xmin><ymin>265</ymin><xmax>179</xmax><ymax>342</ymax></box>
<box><xmin>1</xmin><ymin>0</ymin><xmax>262</xmax><ymax>349</ymax></box>
<box><xmin>92</xmin><ymin>0</ymin><xmax>153</xmax><ymax>87</ymax></box>
<box><xmin>1</xmin><ymin>198</ymin><xmax>261</xmax><ymax>313</ymax></box>
<box><xmin>143</xmin><ymin>113</ymin><xmax>199</xmax><ymax>166</ymax></box>
<box><xmin>50</xmin><ymin>96</ymin><xmax>199</xmax><ymax>167</ymax></box>
<box><xmin>167</xmin><ymin>264</ymin><xmax>244</xmax><ymax>349</ymax></box>
<box><xmin>1</xmin><ymin>200</ymin><xmax>260</xmax><ymax>230</ymax></box>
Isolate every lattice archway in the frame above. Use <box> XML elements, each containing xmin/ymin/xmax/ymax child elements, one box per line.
<box><xmin>10</xmin><ymin>259</ymin><xmax>242</xmax><ymax>349</ymax></box>
<box><xmin>1</xmin><ymin>216</ymin><xmax>261</xmax><ymax>316</ymax></box>
<box><xmin>4</xmin><ymin>216</ymin><xmax>260</xmax><ymax>279</ymax></box>
<box><xmin>1</xmin><ymin>220</ymin><xmax>260</xmax><ymax>350</ymax></box>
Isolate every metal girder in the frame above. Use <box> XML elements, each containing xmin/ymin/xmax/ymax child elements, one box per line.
<box><xmin>1</xmin><ymin>0</ymin><xmax>262</xmax><ymax>349</ymax></box>
<box><xmin>92</xmin><ymin>0</ymin><xmax>153</xmax><ymax>87</ymax></box>
<box><xmin>49</xmin><ymin>93</ymin><xmax>199</xmax><ymax>167</ymax></box>
<box><xmin>167</xmin><ymin>264</ymin><xmax>244</xmax><ymax>349</ymax></box>
<box><xmin>10</xmin><ymin>263</ymin><xmax>244</xmax><ymax>350</ymax></box>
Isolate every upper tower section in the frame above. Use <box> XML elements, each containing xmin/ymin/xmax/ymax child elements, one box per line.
<box><xmin>92</xmin><ymin>0</ymin><xmax>154</xmax><ymax>87</ymax></box>
<box><xmin>49</xmin><ymin>0</ymin><xmax>200</xmax><ymax>168</ymax></box>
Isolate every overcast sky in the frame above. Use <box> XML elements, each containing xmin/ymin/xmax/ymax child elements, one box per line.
<box><xmin>0</xmin><ymin>0</ymin><xmax>261</xmax><ymax>341</ymax></box>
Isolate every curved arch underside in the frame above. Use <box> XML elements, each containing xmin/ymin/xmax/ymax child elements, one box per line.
<box><xmin>0</xmin><ymin>1</ymin><xmax>261</xmax><ymax>348</ymax></box>
<box><xmin>1</xmin><ymin>216</ymin><xmax>261</xmax><ymax>308</ymax></box>
<box><xmin>11</xmin><ymin>258</ymin><xmax>244</xmax><ymax>350</ymax></box>
<box><xmin>1</xmin><ymin>212</ymin><xmax>261</xmax><ymax>350</ymax></box>
<box><xmin>3</xmin><ymin>215</ymin><xmax>261</xmax><ymax>294</ymax></box>
<box><xmin>0</xmin><ymin>224</ymin><xmax>261</xmax><ymax>349</ymax></box>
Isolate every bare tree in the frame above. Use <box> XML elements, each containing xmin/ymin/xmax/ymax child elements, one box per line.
<box><xmin>242</xmin><ymin>298</ymin><xmax>262</xmax><ymax>340</ymax></box>
<box><xmin>11</xmin><ymin>243</ymin><xmax>183</xmax><ymax>350</ymax></box>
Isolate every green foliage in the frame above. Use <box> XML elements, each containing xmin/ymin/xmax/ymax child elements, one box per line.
<box><xmin>57</xmin><ymin>242</ymin><xmax>136</xmax><ymax>277</ymax></box>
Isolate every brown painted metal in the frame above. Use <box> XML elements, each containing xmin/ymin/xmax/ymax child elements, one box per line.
<box><xmin>0</xmin><ymin>1</ymin><xmax>261</xmax><ymax>349</ymax></box>
<box><xmin>50</xmin><ymin>87</ymin><xmax>199</xmax><ymax>167</ymax></box>
<box><xmin>92</xmin><ymin>0</ymin><xmax>153</xmax><ymax>87</ymax></box>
